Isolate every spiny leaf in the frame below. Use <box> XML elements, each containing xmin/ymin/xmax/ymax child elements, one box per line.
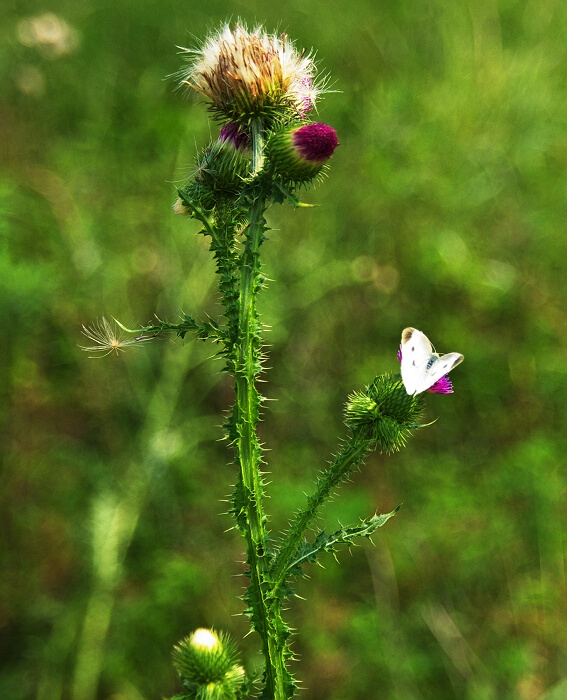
<box><xmin>284</xmin><ymin>506</ymin><xmax>402</xmax><ymax>581</ymax></box>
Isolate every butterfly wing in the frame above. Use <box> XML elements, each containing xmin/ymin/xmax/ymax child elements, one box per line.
<box><xmin>417</xmin><ymin>352</ymin><xmax>464</xmax><ymax>393</ymax></box>
<box><xmin>400</xmin><ymin>327</ymin><xmax>435</xmax><ymax>394</ymax></box>
<box><xmin>400</xmin><ymin>327</ymin><xmax>464</xmax><ymax>395</ymax></box>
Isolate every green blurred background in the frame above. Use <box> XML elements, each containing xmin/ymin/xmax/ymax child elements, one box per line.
<box><xmin>1</xmin><ymin>0</ymin><xmax>566</xmax><ymax>698</ymax></box>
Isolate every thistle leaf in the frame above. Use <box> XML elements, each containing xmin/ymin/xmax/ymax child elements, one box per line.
<box><xmin>285</xmin><ymin>506</ymin><xmax>402</xmax><ymax>580</ymax></box>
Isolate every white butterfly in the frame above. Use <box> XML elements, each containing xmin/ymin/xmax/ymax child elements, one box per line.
<box><xmin>400</xmin><ymin>327</ymin><xmax>464</xmax><ymax>395</ymax></box>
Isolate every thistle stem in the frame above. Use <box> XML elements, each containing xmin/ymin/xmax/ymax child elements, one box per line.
<box><xmin>271</xmin><ymin>429</ymin><xmax>373</xmax><ymax>593</ymax></box>
<box><xmin>231</xmin><ymin>118</ymin><xmax>289</xmax><ymax>700</ymax></box>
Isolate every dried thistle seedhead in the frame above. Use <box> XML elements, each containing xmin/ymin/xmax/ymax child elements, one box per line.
<box><xmin>178</xmin><ymin>23</ymin><xmax>321</xmax><ymax>122</ymax></box>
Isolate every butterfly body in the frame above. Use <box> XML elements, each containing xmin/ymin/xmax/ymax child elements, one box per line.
<box><xmin>400</xmin><ymin>327</ymin><xmax>464</xmax><ymax>395</ymax></box>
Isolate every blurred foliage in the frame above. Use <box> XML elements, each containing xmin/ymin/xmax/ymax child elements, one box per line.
<box><xmin>1</xmin><ymin>0</ymin><xmax>566</xmax><ymax>699</ymax></box>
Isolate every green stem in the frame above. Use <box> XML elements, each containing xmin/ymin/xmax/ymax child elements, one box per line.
<box><xmin>271</xmin><ymin>429</ymin><xmax>373</xmax><ymax>593</ymax></box>
<box><xmin>231</xmin><ymin>118</ymin><xmax>289</xmax><ymax>700</ymax></box>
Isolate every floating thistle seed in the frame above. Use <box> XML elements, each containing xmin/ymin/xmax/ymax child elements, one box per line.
<box><xmin>80</xmin><ymin>317</ymin><xmax>146</xmax><ymax>357</ymax></box>
<box><xmin>178</xmin><ymin>23</ymin><xmax>322</xmax><ymax>122</ymax></box>
<box><xmin>266</xmin><ymin>122</ymin><xmax>339</xmax><ymax>182</ymax></box>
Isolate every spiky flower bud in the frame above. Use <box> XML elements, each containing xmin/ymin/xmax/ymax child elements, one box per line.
<box><xmin>219</xmin><ymin>122</ymin><xmax>251</xmax><ymax>150</ymax></box>
<box><xmin>266</xmin><ymin>122</ymin><xmax>339</xmax><ymax>183</ymax></box>
<box><xmin>178</xmin><ymin>23</ymin><xmax>321</xmax><ymax>122</ymax></box>
<box><xmin>171</xmin><ymin>628</ymin><xmax>245</xmax><ymax>700</ymax></box>
<box><xmin>175</xmin><ymin>126</ymin><xmax>253</xmax><ymax>212</ymax></box>
<box><xmin>345</xmin><ymin>374</ymin><xmax>424</xmax><ymax>453</ymax></box>
<box><xmin>198</xmin><ymin>134</ymin><xmax>252</xmax><ymax>191</ymax></box>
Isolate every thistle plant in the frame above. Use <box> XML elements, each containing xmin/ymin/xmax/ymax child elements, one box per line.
<box><xmin>83</xmin><ymin>22</ymin><xmax>463</xmax><ymax>700</ymax></box>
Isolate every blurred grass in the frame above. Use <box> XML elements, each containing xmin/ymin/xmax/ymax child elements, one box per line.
<box><xmin>1</xmin><ymin>1</ymin><xmax>566</xmax><ymax>699</ymax></box>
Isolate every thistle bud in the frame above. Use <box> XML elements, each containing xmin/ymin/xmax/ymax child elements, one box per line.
<box><xmin>171</xmin><ymin>628</ymin><xmax>245</xmax><ymax>700</ymax></box>
<box><xmin>219</xmin><ymin>122</ymin><xmax>250</xmax><ymax>150</ymax></box>
<box><xmin>266</xmin><ymin>122</ymin><xmax>339</xmax><ymax>183</ymax></box>
<box><xmin>175</xmin><ymin>126</ymin><xmax>253</xmax><ymax>212</ymax></box>
<box><xmin>345</xmin><ymin>374</ymin><xmax>424</xmax><ymax>453</ymax></box>
<box><xmin>198</xmin><ymin>133</ymin><xmax>252</xmax><ymax>192</ymax></box>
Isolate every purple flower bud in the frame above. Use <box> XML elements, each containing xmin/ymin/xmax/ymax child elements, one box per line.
<box><xmin>291</xmin><ymin>123</ymin><xmax>339</xmax><ymax>163</ymax></box>
<box><xmin>267</xmin><ymin>122</ymin><xmax>339</xmax><ymax>182</ymax></box>
<box><xmin>219</xmin><ymin>122</ymin><xmax>251</xmax><ymax>150</ymax></box>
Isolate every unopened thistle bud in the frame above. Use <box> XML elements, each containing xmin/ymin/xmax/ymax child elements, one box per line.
<box><xmin>178</xmin><ymin>23</ymin><xmax>322</xmax><ymax>123</ymax></box>
<box><xmin>198</xmin><ymin>134</ymin><xmax>252</xmax><ymax>191</ymax></box>
<box><xmin>176</xmin><ymin>126</ymin><xmax>253</xmax><ymax>211</ymax></box>
<box><xmin>267</xmin><ymin>122</ymin><xmax>339</xmax><ymax>183</ymax></box>
<box><xmin>172</xmin><ymin>628</ymin><xmax>245</xmax><ymax>700</ymax></box>
<box><xmin>219</xmin><ymin>122</ymin><xmax>250</xmax><ymax>150</ymax></box>
<box><xmin>345</xmin><ymin>374</ymin><xmax>424</xmax><ymax>453</ymax></box>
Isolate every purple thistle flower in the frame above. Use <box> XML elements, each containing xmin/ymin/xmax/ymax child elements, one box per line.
<box><xmin>397</xmin><ymin>346</ymin><xmax>454</xmax><ymax>394</ymax></box>
<box><xmin>426</xmin><ymin>375</ymin><xmax>454</xmax><ymax>394</ymax></box>
<box><xmin>291</xmin><ymin>123</ymin><xmax>339</xmax><ymax>163</ymax></box>
<box><xmin>266</xmin><ymin>122</ymin><xmax>339</xmax><ymax>182</ymax></box>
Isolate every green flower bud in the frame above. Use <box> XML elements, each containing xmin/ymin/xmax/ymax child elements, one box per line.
<box><xmin>345</xmin><ymin>374</ymin><xmax>425</xmax><ymax>453</ymax></box>
<box><xmin>196</xmin><ymin>135</ymin><xmax>252</xmax><ymax>193</ymax></box>
<box><xmin>171</xmin><ymin>629</ymin><xmax>245</xmax><ymax>700</ymax></box>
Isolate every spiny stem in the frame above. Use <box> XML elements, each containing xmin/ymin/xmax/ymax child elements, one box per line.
<box><xmin>271</xmin><ymin>429</ymin><xmax>373</xmax><ymax>593</ymax></box>
<box><xmin>232</xmin><ymin>118</ymin><xmax>290</xmax><ymax>700</ymax></box>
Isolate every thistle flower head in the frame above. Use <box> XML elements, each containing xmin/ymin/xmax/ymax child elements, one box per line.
<box><xmin>397</xmin><ymin>335</ymin><xmax>461</xmax><ymax>395</ymax></box>
<box><xmin>179</xmin><ymin>128</ymin><xmax>252</xmax><ymax>203</ymax></box>
<box><xmin>291</xmin><ymin>122</ymin><xmax>339</xmax><ymax>163</ymax></box>
<box><xmin>178</xmin><ymin>23</ymin><xmax>322</xmax><ymax>122</ymax></box>
<box><xmin>267</xmin><ymin>122</ymin><xmax>339</xmax><ymax>183</ymax></box>
<box><xmin>426</xmin><ymin>374</ymin><xmax>455</xmax><ymax>394</ymax></box>
<box><xmin>190</xmin><ymin>628</ymin><xmax>220</xmax><ymax>651</ymax></box>
<box><xmin>345</xmin><ymin>374</ymin><xmax>424</xmax><ymax>453</ymax></box>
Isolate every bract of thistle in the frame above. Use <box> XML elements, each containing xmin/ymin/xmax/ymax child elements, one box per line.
<box><xmin>178</xmin><ymin>23</ymin><xmax>322</xmax><ymax>122</ymax></box>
